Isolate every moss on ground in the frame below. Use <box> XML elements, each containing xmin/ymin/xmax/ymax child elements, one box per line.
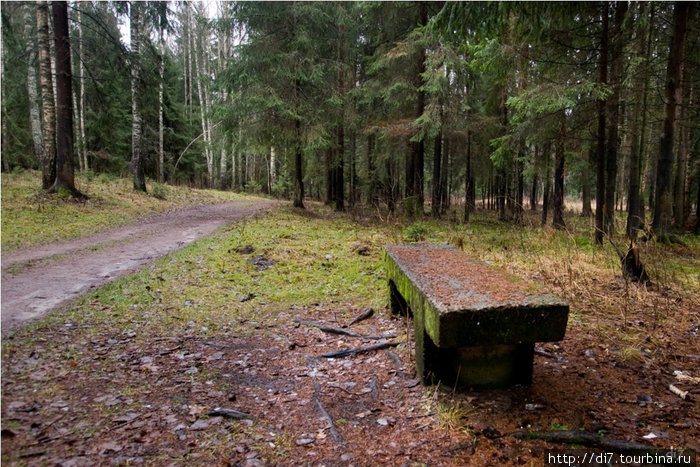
<box><xmin>1</xmin><ymin>170</ymin><xmax>258</xmax><ymax>251</ymax></box>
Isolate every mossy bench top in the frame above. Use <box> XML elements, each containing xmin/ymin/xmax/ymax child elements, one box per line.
<box><xmin>384</xmin><ymin>243</ymin><xmax>569</xmax><ymax>347</ymax></box>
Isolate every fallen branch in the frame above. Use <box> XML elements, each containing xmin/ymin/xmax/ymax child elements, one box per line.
<box><xmin>534</xmin><ymin>348</ymin><xmax>558</xmax><ymax>359</ymax></box>
<box><xmin>312</xmin><ymin>380</ymin><xmax>345</xmax><ymax>446</ymax></box>
<box><xmin>294</xmin><ymin>319</ymin><xmax>394</xmax><ymax>340</ymax></box>
<box><xmin>305</xmin><ymin>356</ymin><xmax>345</xmax><ymax>446</ymax></box>
<box><xmin>673</xmin><ymin>371</ymin><xmax>700</xmax><ymax>384</ymax></box>
<box><xmin>346</xmin><ymin>308</ymin><xmax>374</xmax><ymax>327</ymax></box>
<box><xmin>511</xmin><ymin>430</ymin><xmax>651</xmax><ymax>454</ymax></box>
<box><xmin>668</xmin><ymin>384</ymin><xmax>691</xmax><ymax>401</ymax></box>
<box><xmin>207</xmin><ymin>408</ymin><xmax>253</xmax><ymax>420</ymax></box>
<box><xmin>321</xmin><ymin>341</ymin><xmax>400</xmax><ymax>359</ymax></box>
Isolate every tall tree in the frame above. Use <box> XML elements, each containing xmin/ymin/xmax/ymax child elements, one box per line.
<box><xmin>594</xmin><ymin>2</ymin><xmax>609</xmax><ymax>245</ymax></box>
<box><xmin>130</xmin><ymin>1</ymin><xmax>146</xmax><ymax>192</ymax></box>
<box><xmin>157</xmin><ymin>2</ymin><xmax>167</xmax><ymax>183</ymax></box>
<box><xmin>626</xmin><ymin>3</ymin><xmax>654</xmax><ymax>239</ymax></box>
<box><xmin>37</xmin><ymin>1</ymin><xmax>56</xmax><ymax>189</ymax></box>
<box><xmin>653</xmin><ymin>2</ymin><xmax>690</xmax><ymax>234</ymax></box>
<box><xmin>552</xmin><ymin>115</ymin><xmax>566</xmax><ymax>230</ymax></box>
<box><xmin>604</xmin><ymin>1</ymin><xmax>628</xmax><ymax>235</ymax></box>
<box><xmin>75</xmin><ymin>1</ymin><xmax>87</xmax><ymax>172</ymax></box>
<box><xmin>49</xmin><ymin>1</ymin><xmax>82</xmax><ymax>197</ymax></box>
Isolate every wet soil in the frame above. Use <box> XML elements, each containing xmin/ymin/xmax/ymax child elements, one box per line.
<box><xmin>1</xmin><ymin>200</ymin><xmax>274</xmax><ymax>333</ymax></box>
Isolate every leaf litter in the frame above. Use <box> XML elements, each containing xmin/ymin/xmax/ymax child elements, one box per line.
<box><xmin>2</xmin><ymin>207</ymin><xmax>699</xmax><ymax>465</ymax></box>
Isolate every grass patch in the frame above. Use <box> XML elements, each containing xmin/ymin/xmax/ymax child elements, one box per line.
<box><xmin>1</xmin><ymin>170</ymin><xmax>257</xmax><ymax>251</ymax></box>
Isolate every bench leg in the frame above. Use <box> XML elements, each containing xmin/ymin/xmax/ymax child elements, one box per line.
<box><xmin>389</xmin><ymin>280</ymin><xmax>410</xmax><ymax>316</ymax></box>
<box><xmin>413</xmin><ymin>309</ymin><xmax>439</xmax><ymax>385</ymax></box>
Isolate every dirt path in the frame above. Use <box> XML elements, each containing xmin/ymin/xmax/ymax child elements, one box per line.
<box><xmin>1</xmin><ymin>200</ymin><xmax>274</xmax><ymax>333</ymax></box>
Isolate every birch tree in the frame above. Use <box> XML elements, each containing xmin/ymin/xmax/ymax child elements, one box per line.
<box><xmin>130</xmin><ymin>0</ymin><xmax>146</xmax><ymax>192</ymax></box>
<box><xmin>37</xmin><ymin>1</ymin><xmax>56</xmax><ymax>189</ymax></box>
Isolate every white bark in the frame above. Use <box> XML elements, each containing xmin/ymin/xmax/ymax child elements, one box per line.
<box><xmin>270</xmin><ymin>146</ymin><xmax>277</xmax><ymax>187</ymax></box>
<box><xmin>191</xmin><ymin>7</ymin><xmax>213</xmax><ymax>187</ymax></box>
<box><xmin>78</xmin><ymin>2</ymin><xmax>87</xmax><ymax>171</ymax></box>
<box><xmin>158</xmin><ymin>22</ymin><xmax>165</xmax><ymax>182</ymax></box>
<box><xmin>37</xmin><ymin>1</ymin><xmax>56</xmax><ymax>188</ymax></box>
<box><xmin>130</xmin><ymin>0</ymin><xmax>146</xmax><ymax>191</ymax></box>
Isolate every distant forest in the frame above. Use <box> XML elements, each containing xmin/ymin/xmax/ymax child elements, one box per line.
<box><xmin>2</xmin><ymin>1</ymin><xmax>698</xmax><ymax>237</ymax></box>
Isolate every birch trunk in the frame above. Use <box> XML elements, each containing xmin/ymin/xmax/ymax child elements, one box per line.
<box><xmin>130</xmin><ymin>1</ymin><xmax>147</xmax><ymax>192</ymax></box>
<box><xmin>75</xmin><ymin>1</ymin><xmax>87</xmax><ymax>171</ymax></box>
<box><xmin>37</xmin><ymin>1</ymin><xmax>56</xmax><ymax>189</ymax></box>
<box><xmin>191</xmin><ymin>7</ymin><xmax>213</xmax><ymax>187</ymax></box>
<box><xmin>158</xmin><ymin>21</ymin><xmax>165</xmax><ymax>182</ymax></box>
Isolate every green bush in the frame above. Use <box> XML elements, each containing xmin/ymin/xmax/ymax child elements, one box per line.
<box><xmin>151</xmin><ymin>183</ymin><xmax>168</xmax><ymax>200</ymax></box>
<box><xmin>402</xmin><ymin>221</ymin><xmax>430</xmax><ymax>242</ymax></box>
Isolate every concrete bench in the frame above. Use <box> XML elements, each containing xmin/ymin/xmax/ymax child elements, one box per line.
<box><xmin>384</xmin><ymin>243</ymin><xmax>569</xmax><ymax>388</ymax></box>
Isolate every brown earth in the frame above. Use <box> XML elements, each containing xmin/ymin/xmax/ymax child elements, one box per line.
<box><xmin>1</xmin><ymin>207</ymin><xmax>699</xmax><ymax>466</ymax></box>
<box><xmin>1</xmin><ymin>200</ymin><xmax>275</xmax><ymax>333</ymax></box>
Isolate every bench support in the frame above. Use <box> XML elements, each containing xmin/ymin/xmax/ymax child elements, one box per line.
<box><xmin>392</xmin><ymin>279</ymin><xmax>534</xmax><ymax>387</ymax></box>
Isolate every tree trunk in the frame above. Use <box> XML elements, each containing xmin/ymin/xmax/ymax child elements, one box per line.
<box><xmin>440</xmin><ymin>136</ymin><xmax>449</xmax><ymax>214</ymax></box>
<box><xmin>406</xmin><ymin>1</ymin><xmax>427</xmax><ymax>216</ymax></box>
<box><xmin>130</xmin><ymin>1</ymin><xmax>146</xmax><ymax>192</ymax></box>
<box><xmin>77</xmin><ymin>2</ymin><xmax>87</xmax><ymax>171</ymax></box>
<box><xmin>293</xmin><ymin>79</ymin><xmax>305</xmax><ymax>208</ymax></box>
<box><xmin>367</xmin><ymin>133</ymin><xmax>379</xmax><ymax>207</ymax></box>
<box><xmin>604</xmin><ymin>1</ymin><xmax>628</xmax><ymax>236</ymax></box>
<box><xmin>581</xmin><ymin>146</ymin><xmax>594</xmax><ymax>217</ymax></box>
<box><xmin>192</xmin><ymin>9</ymin><xmax>213</xmax><ymax>188</ymax></box>
<box><xmin>541</xmin><ymin>141</ymin><xmax>552</xmax><ymax>226</ymax></box>
<box><xmin>672</xmin><ymin>62</ymin><xmax>691</xmax><ymax>228</ymax></box>
<box><xmin>653</xmin><ymin>2</ymin><xmax>690</xmax><ymax>234</ymax></box>
<box><xmin>464</xmin><ymin>130</ymin><xmax>473</xmax><ymax>223</ymax></box>
<box><xmin>37</xmin><ymin>1</ymin><xmax>56</xmax><ymax>189</ymax></box>
<box><xmin>594</xmin><ymin>2</ymin><xmax>609</xmax><ymax>244</ymax></box>
<box><xmin>334</xmin><ymin>5</ymin><xmax>346</xmax><ymax>212</ymax></box>
<box><xmin>553</xmin><ymin>117</ymin><xmax>566</xmax><ymax>230</ymax></box>
<box><xmin>515</xmin><ymin>146</ymin><xmax>524</xmax><ymax>223</ymax></box>
<box><xmin>531</xmin><ymin>145</ymin><xmax>539</xmax><ymax>211</ymax></box>
<box><xmin>269</xmin><ymin>146</ymin><xmax>276</xmax><ymax>190</ymax></box>
<box><xmin>158</xmin><ymin>17</ymin><xmax>165</xmax><ymax>183</ymax></box>
<box><xmin>349</xmin><ymin>132</ymin><xmax>357</xmax><ymax>207</ymax></box>
<box><xmin>626</xmin><ymin>4</ymin><xmax>652</xmax><ymax>239</ymax></box>
<box><xmin>49</xmin><ymin>1</ymin><xmax>82</xmax><ymax>197</ymax></box>
<box><xmin>25</xmin><ymin>5</ymin><xmax>44</xmax><ymax>170</ymax></box>
<box><xmin>432</xmin><ymin>132</ymin><xmax>442</xmax><ymax>218</ymax></box>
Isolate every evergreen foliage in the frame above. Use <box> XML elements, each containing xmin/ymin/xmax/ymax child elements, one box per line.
<box><xmin>1</xmin><ymin>1</ymin><xmax>698</xmax><ymax>235</ymax></box>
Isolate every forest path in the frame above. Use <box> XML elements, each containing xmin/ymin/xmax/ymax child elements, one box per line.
<box><xmin>1</xmin><ymin>199</ymin><xmax>275</xmax><ymax>334</ymax></box>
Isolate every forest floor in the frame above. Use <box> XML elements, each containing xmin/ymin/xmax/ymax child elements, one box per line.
<box><xmin>2</xmin><ymin>179</ymin><xmax>699</xmax><ymax>466</ymax></box>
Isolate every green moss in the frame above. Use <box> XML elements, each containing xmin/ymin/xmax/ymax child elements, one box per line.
<box><xmin>1</xmin><ymin>170</ymin><xmax>260</xmax><ymax>251</ymax></box>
